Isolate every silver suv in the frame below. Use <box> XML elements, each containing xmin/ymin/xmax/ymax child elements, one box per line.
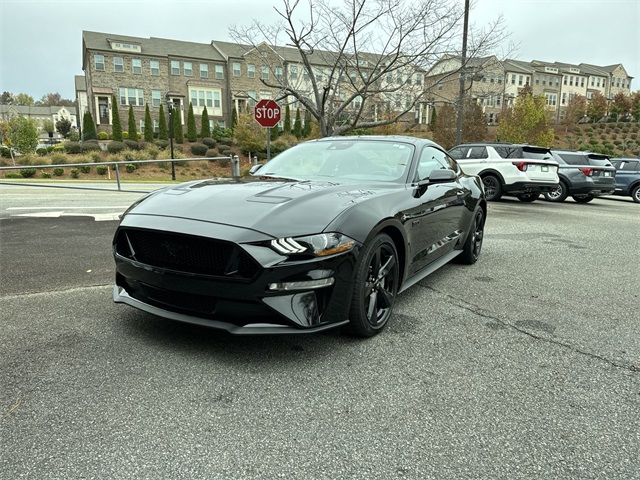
<box><xmin>543</xmin><ymin>150</ymin><xmax>616</xmax><ymax>203</ymax></box>
<box><xmin>448</xmin><ymin>143</ymin><xmax>559</xmax><ymax>202</ymax></box>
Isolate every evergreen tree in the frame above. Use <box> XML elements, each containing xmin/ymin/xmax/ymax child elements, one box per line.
<box><xmin>172</xmin><ymin>106</ymin><xmax>184</xmax><ymax>144</ymax></box>
<box><xmin>158</xmin><ymin>104</ymin><xmax>168</xmax><ymax>140</ymax></box>
<box><xmin>283</xmin><ymin>105</ymin><xmax>291</xmax><ymax>134</ymax></box>
<box><xmin>187</xmin><ymin>102</ymin><xmax>197</xmax><ymax>142</ymax></box>
<box><xmin>293</xmin><ymin>108</ymin><xmax>302</xmax><ymax>138</ymax></box>
<box><xmin>82</xmin><ymin>111</ymin><xmax>97</xmax><ymax>141</ymax></box>
<box><xmin>111</xmin><ymin>97</ymin><xmax>123</xmax><ymax>141</ymax></box>
<box><xmin>144</xmin><ymin>104</ymin><xmax>153</xmax><ymax>142</ymax></box>
<box><xmin>303</xmin><ymin>109</ymin><xmax>312</xmax><ymax>137</ymax></box>
<box><xmin>200</xmin><ymin>106</ymin><xmax>211</xmax><ymax>138</ymax></box>
<box><xmin>429</xmin><ymin>106</ymin><xmax>437</xmax><ymax>131</ymax></box>
<box><xmin>231</xmin><ymin>107</ymin><xmax>238</xmax><ymax>131</ymax></box>
<box><xmin>127</xmin><ymin>105</ymin><xmax>137</xmax><ymax>140</ymax></box>
<box><xmin>270</xmin><ymin>124</ymin><xmax>280</xmax><ymax>140</ymax></box>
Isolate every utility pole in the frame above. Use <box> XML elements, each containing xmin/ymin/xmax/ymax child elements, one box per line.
<box><xmin>455</xmin><ymin>0</ymin><xmax>470</xmax><ymax>146</ymax></box>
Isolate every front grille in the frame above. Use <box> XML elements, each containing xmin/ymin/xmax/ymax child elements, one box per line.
<box><xmin>115</xmin><ymin>228</ymin><xmax>259</xmax><ymax>279</ymax></box>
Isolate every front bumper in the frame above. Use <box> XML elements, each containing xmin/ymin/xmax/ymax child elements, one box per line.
<box><xmin>112</xmin><ymin>218</ymin><xmax>359</xmax><ymax>334</ymax></box>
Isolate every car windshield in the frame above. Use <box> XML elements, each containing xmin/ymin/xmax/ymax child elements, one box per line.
<box><xmin>256</xmin><ymin>140</ymin><xmax>414</xmax><ymax>183</ymax></box>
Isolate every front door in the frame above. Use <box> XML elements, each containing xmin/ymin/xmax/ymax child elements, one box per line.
<box><xmin>98</xmin><ymin>97</ymin><xmax>109</xmax><ymax>125</ymax></box>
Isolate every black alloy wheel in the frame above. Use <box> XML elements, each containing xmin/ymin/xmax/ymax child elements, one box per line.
<box><xmin>347</xmin><ymin>233</ymin><xmax>399</xmax><ymax>337</ymax></box>
<box><xmin>482</xmin><ymin>175</ymin><xmax>503</xmax><ymax>201</ymax></box>
<box><xmin>456</xmin><ymin>208</ymin><xmax>485</xmax><ymax>265</ymax></box>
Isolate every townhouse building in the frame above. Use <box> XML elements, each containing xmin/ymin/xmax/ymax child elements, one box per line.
<box><xmin>0</xmin><ymin>105</ymin><xmax>78</xmax><ymax>142</ymax></box>
<box><xmin>80</xmin><ymin>31</ymin><xmax>429</xmax><ymax>136</ymax></box>
<box><xmin>425</xmin><ymin>55</ymin><xmax>633</xmax><ymax>125</ymax></box>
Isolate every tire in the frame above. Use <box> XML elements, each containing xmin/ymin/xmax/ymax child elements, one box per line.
<box><xmin>346</xmin><ymin>233</ymin><xmax>399</xmax><ymax>338</ymax></box>
<box><xmin>481</xmin><ymin>175</ymin><xmax>503</xmax><ymax>201</ymax></box>
<box><xmin>516</xmin><ymin>193</ymin><xmax>539</xmax><ymax>202</ymax></box>
<box><xmin>572</xmin><ymin>195</ymin><xmax>594</xmax><ymax>203</ymax></box>
<box><xmin>544</xmin><ymin>181</ymin><xmax>568</xmax><ymax>202</ymax></box>
<box><xmin>632</xmin><ymin>185</ymin><xmax>640</xmax><ymax>204</ymax></box>
<box><xmin>456</xmin><ymin>208</ymin><xmax>485</xmax><ymax>265</ymax></box>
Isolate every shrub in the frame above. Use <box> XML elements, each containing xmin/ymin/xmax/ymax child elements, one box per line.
<box><xmin>0</xmin><ymin>146</ymin><xmax>12</xmax><ymax>158</ymax></box>
<box><xmin>40</xmin><ymin>172</ymin><xmax>52</xmax><ymax>179</ymax></box>
<box><xmin>20</xmin><ymin>168</ymin><xmax>36</xmax><ymax>178</ymax></box>
<box><xmin>53</xmin><ymin>167</ymin><xmax>64</xmax><ymax>176</ymax></box>
<box><xmin>98</xmin><ymin>131</ymin><xmax>109</xmax><ymax>140</ymax></box>
<box><xmin>36</xmin><ymin>148</ymin><xmax>48</xmax><ymax>156</ymax></box>
<box><xmin>190</xmin><ymin>143</ymin><xmax>208</xmax><ymax>156</ymax></box>
<box><xmin>51</xmin><ymin>153</ymin><xmax>67</xmax><ymax>165</ymax></box>
<box><xmin>611</xmin><ymin>133</ymin><xmax>617</xmax><ymax>140</ymax></box>
<box><xmin>107</xmin><ymin>141</ymin><xmax>127</xmax><ymax>154</ymax></box>
<box><xmin>202</xmin><ymin>137</ymin><xmax>216</xmax><ymax>148</ymax></box>
<box><xmin>154</xmin><ymin>140</ymin><xmax>169</xmax><ymax>150</ymax></box>
<box><xmin>125</xmin><ymin>140</ymin><xmax>141</xmax><ymax>150</ymax></box>
<box><xmin>52</xmin><ymin>145</ymin><xmax>65</xmax><ymax>153</ymax></box>
<box><xmin>86</xmin><ymin>151</ymin><xmax>102</xmax><ymax>163</ymax></box>
<box><xmin>218</xmin><ymin>144</ymin><xmax>231</xmax><ymax>154</ymax></box>
<box><xmin>205</xmin><ymin>149</ymin><xmax>219</xmax><ymax>158</ymax></box>
<box><xmin>81</xmin><ymin>141</ymin><xmax>101</xmax><ymax>152</ymax></box>
<box><xmin>631</xmin><ymin>133</ymin><xmax>638</xmax><ymax>140</ymax></box>
<box><xmin>125</xmin><ymin>164</ymin><xmax>136</xmax><ymax>173</ymax></box>
<box><xmin>144</xmin><ymin>145</ymin><xmax>160</xmax><ymax>160</ymax></box>
<box><xmin>80</xmin><ymin>165</ymin><xmax>91</xmax><ymax>174</ymax></box>
<box><xmin>96</xmin><ymin>165</ymin><xmax>108</xmax><ymax>175</ymax></box>
<box><xmin>218</xmin><ymin>136</ymin><xmax>234</xmax><ymax>146</ymax></box>
<box><xmin>64</xmin><ymin>142</ymin><xmax>83</xmax><ymax>154</ymax></box>
<box><xmin>5</xmin><ymin>172</ymin><xmax>22</xmax><ymax>178</ymax></box>
<box><xmin>70</xmin><ymin>168</ymin><xmax>80</xmax><ymax>178</ymax></box>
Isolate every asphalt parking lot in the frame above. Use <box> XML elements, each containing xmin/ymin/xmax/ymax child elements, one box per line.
<box><xmin>0</xmin><ymin>187</ymin><xmax>638</xmax><ymax>479</ymax></box>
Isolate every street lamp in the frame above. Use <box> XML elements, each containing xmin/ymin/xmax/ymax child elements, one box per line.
<box><xmin>166</xmin><ymin>98</ymin><xmax>176</xmax><ymax>181</ymax></box>
<box><xmin>455</xmin><ymin>0</ymin><xmax>470</xmax><ymax>146</ymax></box>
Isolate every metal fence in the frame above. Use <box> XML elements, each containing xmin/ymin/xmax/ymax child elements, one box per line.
<box><xmin>0</xmin><ymin>155</ymin><xmax>240</xmax><ymax>193</ymax></box>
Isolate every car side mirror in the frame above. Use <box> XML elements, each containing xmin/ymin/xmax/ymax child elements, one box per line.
<box><xmin>249</xmin><ymin>164</ymin><xmax>263</xmax><ymax>175</ymax></box>
<box><xmin>428</xmin><ymin>169</ymin><xmax>456</xmax><ymax>182</ymax></box>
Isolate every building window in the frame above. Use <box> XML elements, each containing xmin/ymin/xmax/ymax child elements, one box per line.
<box><xmin>247</xmin><ymin>64</ymin><xmax>255</xmax><ymax>78</ymax></box>
<box><xmin>518</xmin><ymin>75</ymin><xmax>523</xmax><ymax>86</ymax></box>
<box><xmin>119</xmin><ymin>87</ymin><xmax>144</xmax><ymax>106</ymax></box>
<box><xmin>562</xmin><ymin>93</ymin><xmax>566</xmax><ymax>104</ymax></box>
<box><xmin>215</xmin><ymin>65</ymin><xmax>224</xmax><ymax>79</ymax></box>
<box><xmin>437</xmin><ymin>83</ymin><xmax>443</xmax><ymax>91</ymax></box>
<box><xmin>262</xmin><ymin>66</ymin><xmax>269</xmax><ymax>80</ymax></box>
<box><xmin>569</xmin><ymin>75</ymin><xmax>574</xmax><ymax>86</ymax></box>
<box><xmin>275</xmin><ymin>66</ymin><xmax>283</xmax><ymax>81</ymax></box>
<box><xmin>114</xmin><ymin>57</ymin><xmax>124</xmax><ymax>72</ymax></box>
<box><xmin>545</xmin><ymin>93</ymin><xmax>557</xmax><ymax>106</ymax></box>
<box><xmin>290</xmin><ymin>65</ymin><xmax>298</xmax><ymax>80</ymax></box>
<box><xmin>132</xmin><ymin>58</ymin><xmax>142</xmax><ymax>74</ymax></box>
<box><xmin>139</xmin><ymin>119</ymin><xmax>144</xmax><ymax>133</ymax></box>
<box><xmin>564</xmin><ymin>77</ymin><xmax>568</xmax><ymax>85</ymax></box>
<box><xmin>217</xmin><ymin>120</ymin><xmax>225</xmax><ymax>128</ymax></box>
<box><xmin>597</xmin><ymin>78</ymin><xmax>601</xmax><ymax>87</ymax></box>
<box><xmin>95</xmin><ymin>55</ymin><xmax>104</xmax><ymax>71</ymax></box>
<box><xmin>303</xmin><ymin>69</ymin><xmax>310</xmax><ymax>81</ymax></box>
<box><xmin>247</xmin><ymin>90</ymin><xmax>256</xmax><ymax>107</ymax></box>
<box><xmin>188</xmin><ymin>87</ymin><xmax>222</xmax><ymax>115</ymax></box>
<box><xmin>171</xmin><ymin>60</ymin><xmax>180</xmax><ymax>75</ymax></box>
<box><xmin>603</xmin><ymin>79</ymin><xmax>606</xmax><ymax>88</ymax></box>
<box><xmin>555</xmin><ymin>76</ymin><xmax>559</xmax><ymax>87</ymax></box>
<box><xmin>200</xmin><ymin>64</ymin><xmax>208</xmax><ymax>78</ymax></box>
<box><xmin>153</xmin><ymin>119</ymin><xmax>159</xmax><ymax>133</ymax></box>
<box><xmin>511</xmin><ymin>74</ymin><xmax>516</xmax><ymax>85</ymax></box>
<box><xmin>184</xmin><ymin>62</ymin><xmax>193</xmax><ymax>76</ymax></box>
<box><xmin>535</xmin><ymin>74</ymin><xmax>539</xmax><ymax>85</ymax></box>
<box><xmin>416</xmin><ymin>74</ymin><xmax>422</xmax><ymax>86</ymax></box>
<box><xmin>496</xmin><ymin>95</ymin><xmax>501</xmax><ymax>106</ymax></box>
<box><xmin>232</xmin><ymin>62</ymin><xmax>241</xmax><ymax>77</ymax></box>
<box><xmin>152</xmin><ymin>90</ymin><xmax>161</xmax><ymax>107</ymax></box>
<box><xmin>150</xmin><ymin>60</ymin><xmax>159</xmax><ymax>76</ymax></box>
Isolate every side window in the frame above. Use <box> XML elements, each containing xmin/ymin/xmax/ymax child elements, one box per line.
<box><xmin>611</xmin><ymin>161</ymin><xmax>622</xmax><ymax>169</ymax></box>
<box><xmin>467</xmin><ymin>146</ymin><xmax>487</xmax><ymax>159</ymax></box>
<box><xmin>621</xmin><ymin>161</ymin><xmax>638</xmax><ymax>171</ymax></box>
<box><xmin>448</xmin><ymin>147</ymin><xmax>467</xmax><ymax>160</ymax></box>
<box><xmin>418</xmin><ymin>147</ymin><xmax>452</xmax><ymax>180</ymax></box>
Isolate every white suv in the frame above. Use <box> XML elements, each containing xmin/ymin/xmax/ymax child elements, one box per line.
<box><xmin>448</xmin><ymin>143</ymin><xmax>559</xmax><ymax>201</ymax></box>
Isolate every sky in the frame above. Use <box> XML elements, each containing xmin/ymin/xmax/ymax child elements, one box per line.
<box><xmin>0</xmin><ymin>0</ymin><xmax>638</xmax><ymax>101</ymax></box>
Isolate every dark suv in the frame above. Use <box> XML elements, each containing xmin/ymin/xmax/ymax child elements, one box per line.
<box><xmin>543</xmin><ymin>150</ymin><xmax>616</xmax><ymax>203</ymax></box>
<box><xmin>610</xmin><ymin>157</ymin><xmax>640</xmax><ymax>203</ymax></box>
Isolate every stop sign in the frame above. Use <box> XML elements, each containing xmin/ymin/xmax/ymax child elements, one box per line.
<box><xmin>254</xmin><ymin>99</ymin><xmax>281</xmax><ymax>128</ymax></box>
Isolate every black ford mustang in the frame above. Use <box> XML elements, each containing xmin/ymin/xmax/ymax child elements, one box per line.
<box><xmin>113</xmin><ymin>136</ymin><xmax>486</xmax><ymax>337</ymax></box>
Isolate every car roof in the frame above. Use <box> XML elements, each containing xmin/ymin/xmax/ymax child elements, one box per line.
<box><xmin>313</xmin><ymin>135</ymin><xmax>438</xmax><ymax>147</ymax></box>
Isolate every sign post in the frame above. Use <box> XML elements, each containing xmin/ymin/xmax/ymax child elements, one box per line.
<box><xmin>254</xmin><ymin>99</ymin><xmax>281</xmax><ymax>161</ymax></box>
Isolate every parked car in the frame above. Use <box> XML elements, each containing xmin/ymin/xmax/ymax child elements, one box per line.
<box><xmin>113</xmin><ymin>136</ymin><xmax>486</xmax><ymax>337</ymax></box>
<box><xmin>610</xmin><ymin>157</ymin><xmax>640</xmax><ymax>203</ymax></box>
<box><xmin>447</xmin><ymin>142</ymin><xmax>559</xmax><ymax>201</ymax></box>
<box><xmin>543</xmin><ymin>150</ymin><xmax>616</xmax><ymax>203</ymax></box>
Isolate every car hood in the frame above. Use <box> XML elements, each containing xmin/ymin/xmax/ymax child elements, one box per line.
<box><xmin>125</xmin><ymin>177</ymin><xmax>399</xmax><ymax>237</ymax></box>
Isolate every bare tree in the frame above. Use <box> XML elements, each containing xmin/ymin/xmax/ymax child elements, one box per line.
<box><xmin>230</xmin><ymin>0</ymin><xmax>508</xmax><ymax>137</ymax></box>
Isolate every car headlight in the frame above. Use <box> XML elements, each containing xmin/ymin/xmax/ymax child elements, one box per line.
<box><xmin>270</xmin><ymin>233</ymin><xmax>356</xmax><ymax>257</ymax></box>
